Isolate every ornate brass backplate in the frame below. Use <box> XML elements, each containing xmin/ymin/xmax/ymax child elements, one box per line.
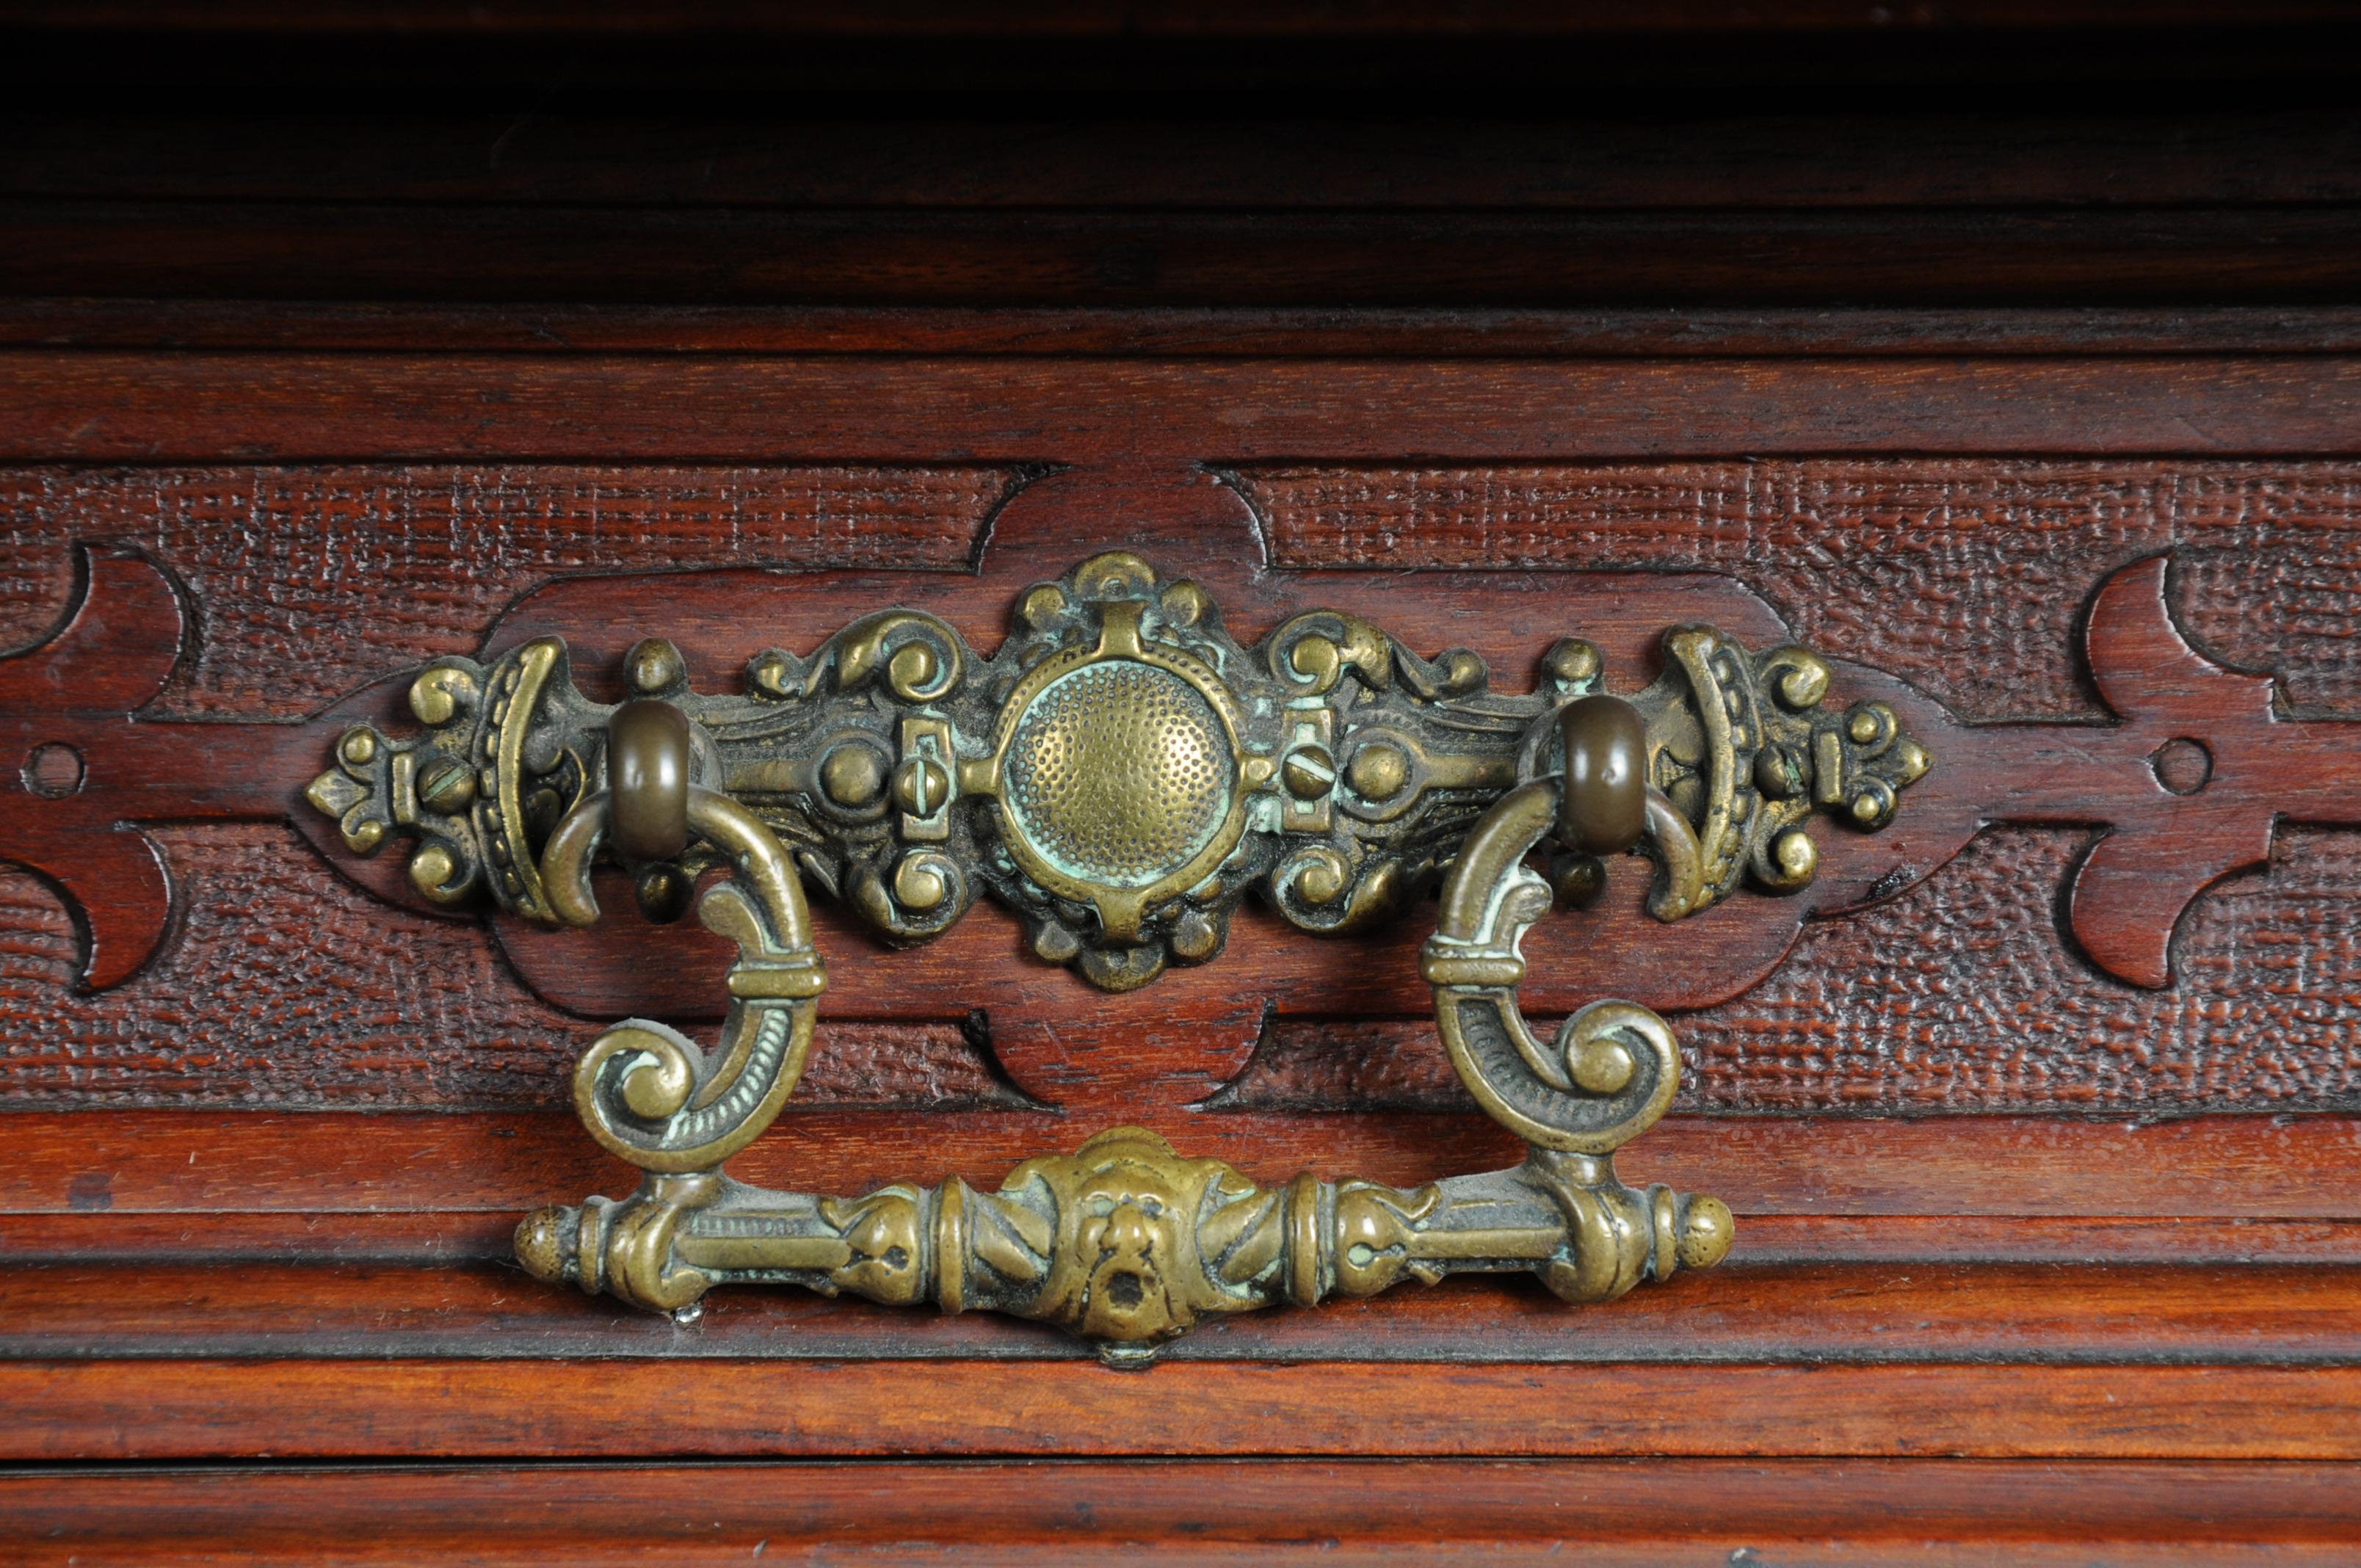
<box><xmin>309</xmin><ymin>551</ymin><xmax>1926</xmax><ymax>989</ymax></box>
<box><xmin>306</xmin><ymin>551</ymin><xmax>1929</xmax><ymax>1360</ymax></box>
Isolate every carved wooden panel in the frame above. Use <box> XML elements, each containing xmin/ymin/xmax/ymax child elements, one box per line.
<box><xmin>7</xmin><ymin>23</ymin><xmax>2361</xmax><ymax>1551</ymax></box>
<box><xmin>8</xmin><ymin>462</ymin><xmax>2356</xmax><ymax>1117</ymax></box>
<box><xmin>1250</xmin><ymin>460</ymin><xmax>2361</xmax><ymax>718</ymax></box>
<box><xmin>0</xmin><ymin>465</ymin><xmax>1013</xmax><ymax>718</ymax></box>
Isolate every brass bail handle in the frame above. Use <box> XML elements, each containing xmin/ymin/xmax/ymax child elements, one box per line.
<box><xmin>1425</xmin><ymin>694</ymin><xmax>1729</xmax><ymax>1261</ymax></box>
<box><xmin>513</xmin><ymin>683</ymin><xmax>1731</xmax><ymax>1349</ymax></box>
<box><xmin>514</xmin><ymin>696</ymin><xmax>830</xmax><ymax>1312</ymax></box>
<box><xmin>311</xmin><ymin>554</ymin><xmax>1938</xmax><ymax>1348</ymax></box>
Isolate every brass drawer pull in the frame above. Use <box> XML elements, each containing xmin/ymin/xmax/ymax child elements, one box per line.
<box><xmin>306</xmin><ymin>551</ymin><xmax>1928</xmax><ymax>1359</ymax></box>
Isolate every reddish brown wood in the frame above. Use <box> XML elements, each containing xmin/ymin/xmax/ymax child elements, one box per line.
<box><xmin>0</xmin><ymin>546</ymin><xmax>185</xmax><ymax>988</ymax></box>
<box><xmin>4</xmin><ymin>354</ymin><xmax>2359</xmax><ymax>463</ymax></box>
<box><xmin>4</xmin><ymin>54</ymin><xmax>2360</xmax><ymax>1533</ymax></box>
<box><xmin>0</xmin><ymin>464</ymin><xmax>1011</xmax><ymax>719</ymax></box>
<box><xmin>18</xmin><ymin>755</ymin><xmax>2361</xmax><ymax>1119</ymax></box>
<box><xmin>446</xmin><ymin>496</ymin><xmax>2361</xmax><ymax>1028</ymax></box>
<box><xmin>9</xmin><ymin>456</ymin><xmax>2360</xmax><ymax>1113</ymax></box>
<box><xmin>1230</xmin><ymin>826</ymin><xmax>2361</xmax><ymax>1114</ymax></box>
<box><xmin>0</xmin><ymin>825</ymin><xmax>1018</xmax><ymax>1109</ymax></box>
<box><xmin>16</xmin><ymin>463</ymin><xmax>2353</xmax><ymax>1104</ymax></box>
<box><xmin>5</xmin><ymin>1110</ymin><xmax>2355</xmax><ymax>1222</ymax></box>
<box><xmin>2</xmin><ymin>1258</ymin><xmax>2354</xmax><ymax>1366</ymax></box>
<box><xmin>7</xmin><ymin>1357</ymin><xmax>2360</xmax><ymax>1460</ymax></box>
<box><xmin>3</xmin><ymin>1459</ymin><xmax>2356</xmax><ymax>1565</ymax></box>
<box><xmin>18</xmin><ymin>300</ymin><xmax>2361</xmax><ymax>357</ymax></box>
<box><xmin>2061</xmin><ymin>556</ymin><xmax>2351</xmax><ymax>986</ymax></box>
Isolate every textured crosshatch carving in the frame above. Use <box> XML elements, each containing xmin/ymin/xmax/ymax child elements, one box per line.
<box><xmin>10</xmin><ymin>464</ymin><xmax>2361</xmax><ymax>1119</ymax></box>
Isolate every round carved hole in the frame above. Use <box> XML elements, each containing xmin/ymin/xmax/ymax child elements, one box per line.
<box><xmin>2150</xmin><ymin>736</ymin><xmax>2213</xmax><ymax>796</ymax></box>
<box><xmin>21</xmin><ymin>742</ymin><xmax>84</xmax><ymax>800</ymax></box>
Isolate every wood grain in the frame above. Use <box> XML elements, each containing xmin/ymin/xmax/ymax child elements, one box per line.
<box><xmin>6</xmin><ymin>1109</ymin><xmax>2355</xmax><ymax>1221</ymax></box>
<box><xmin>8</xmin><ymin>1357</ymin><xmax>2361</xmax><ymax>1460</ymax></box>
<box><xmin>1247</xmin><ymin>458</ymin><xmax>2361</xmax><ymax>722</ymax></box>
<box><xmin>0</xmin><ymin>826</ymin><xmax>1009</xmax><ymax>1109</ymax></box>
<box><xmin>9</xmin><ymin>457</ymin><xmax>2360</xmax><ymax>1107</ymax></box>
<box><xmin>4</xmin><ymin>354</ymin><xmax>2357</xmax><ymax>462</ymax></box>
<box><xmin>2</xmin><ymin>1258</ymin><xmax>2356</xmax><ymax>1366</ymax></box>
<box><xmin>1227</xmin><ymin>827</ymin><xmax>2361</xmax><ymax>1114</ymax></box>
<box><xmin>4</xmin><ymin>1459</ymin><xmax>2355</xmax><ymax>1567</ymax></box>
<box><xmin>4</xmin><ymin>20</ymin><xmax>2360</xmax><ymax>1548</ymax></box>
<box><xmin>13</xmin><ymin>821</ymin><xmax>2353</xmax><ymax>1114</ymax></box>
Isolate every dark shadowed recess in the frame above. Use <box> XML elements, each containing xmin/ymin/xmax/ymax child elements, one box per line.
<box><xmin>3</xmin><ymin>6</ymin><xmax>2361</xmax><ymax>97</ymax></box>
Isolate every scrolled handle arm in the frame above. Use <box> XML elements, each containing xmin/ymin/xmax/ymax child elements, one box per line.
<box><xmin>516</xmin><ymin>701</ymin><xmax>830</xmax><ymax>1314</ymax></box>
<box><xmin>539</xmin><ymin>779</ymin><xmax>827</xmax><ymax>1175</ymax></box>
<box><xmin>1421</xmin><ymin>711</ymin><xmax>1735</xmax><ymax>1300</ymax></box>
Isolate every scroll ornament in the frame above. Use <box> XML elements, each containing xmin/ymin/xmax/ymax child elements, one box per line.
<box><xmin>306</xmin><ymin>552</ymin><xmax>1927</xmax><ymax>1358</ymax></box>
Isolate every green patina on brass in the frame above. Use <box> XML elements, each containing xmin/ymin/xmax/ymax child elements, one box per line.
<box><xmin>305</xmin><ymin>549</ymin><xmax>1934</xmax><ymax>1357</ymax></box>
<box><xmin>305</xmin><ymin>550</ymin><xmax>1929</xmax><ymax>992</ymax></box>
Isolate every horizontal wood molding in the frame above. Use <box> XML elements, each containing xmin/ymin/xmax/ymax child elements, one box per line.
<box><xmin>2</xmin><ymin>1258</ymin><xmax>2357</xmax><ymax>1368</ymax></box>
<box><xmin>3</xmin><ymin>1459</ymin><xmax>2356</xmax><ymax>1564</ymax></box>
<box><xmin>6</xmin><ymin>354</ymin><xmax>2360</xmax><ymax>462</ymax></box>
<box><xmin>2</xmin><ymin>1109</ymin><xmax>2354</xmax><ymax>1221</ymax></box>
<box><xmin>8</xmin><ymin>1358</ymin><xmax>2361</xmax><ymax>1460</ymax></box>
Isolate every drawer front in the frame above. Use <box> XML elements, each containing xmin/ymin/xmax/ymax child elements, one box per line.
<box><xmin>6</xmin><ymin>21</ymin><xmax>2361</xmax><ymax>1556</ymax></box>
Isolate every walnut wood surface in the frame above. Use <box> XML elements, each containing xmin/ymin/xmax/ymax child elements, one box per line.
<box><xmin>7</xmin><ymin>460</ymin><xmax>2355</xmax><ymax>1108</ymax></box>
<box><xmin>6</xmin><ymin>1109</ymin><xmax>2354</xmax><ymax>1224</ymax></box>
<box><xmin>1250</xmin><ymin>459</ymin><xmax>2361</xmax><ymax>721</ymax></box>
<box><xmin>0</xmin><ymin>465</ymin><xmax>1009</xmax><ymax>719</ymax></box>
<box><xmin>7</xmin><ymin>353</ymin><xmax>2360</xmax><ymax>462</ymax></box>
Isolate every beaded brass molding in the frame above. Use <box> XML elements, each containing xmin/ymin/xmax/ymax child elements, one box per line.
<box><xmin>306</xmin><ymin>551</ymin><xmax>1929</xmax><ymax>1358</ymax></box>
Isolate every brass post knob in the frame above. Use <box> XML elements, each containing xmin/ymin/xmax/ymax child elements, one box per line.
<box><xmin>1556</xmin><ymin>693</ymin><xmax>1648</xmax><ymax>855</ymax></box>
<box><xmin>606</xmin><ymin>698</ymin><xmax>692</xmax><ymax>864</ymax></box>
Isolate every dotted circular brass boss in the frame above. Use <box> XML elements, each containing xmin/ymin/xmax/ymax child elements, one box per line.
<box><xmin>1002</xmin><ymin>661</ymin><xmax>1231</xmax><ymax>890</ymax></box>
